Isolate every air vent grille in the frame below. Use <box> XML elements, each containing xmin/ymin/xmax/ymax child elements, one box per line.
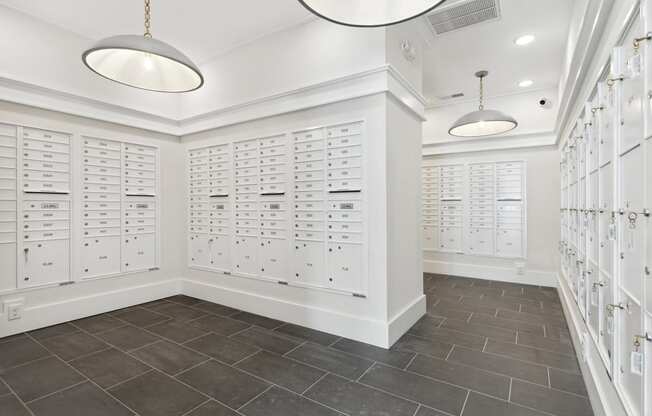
<box><xmin>427</xmin><ymin>0</ymin><xmax>500</xmax><ymax>35</ymax></box>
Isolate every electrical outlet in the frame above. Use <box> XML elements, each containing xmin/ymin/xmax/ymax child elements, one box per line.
<box><xmin>5</xmin><ymin>301</ymin><xmax>23</xmax><ymax>321</ymax></box>
<box><xmin>515</xmin><ymin>262</ymin><xmax>526</xmax><ymax>275</ymax></box>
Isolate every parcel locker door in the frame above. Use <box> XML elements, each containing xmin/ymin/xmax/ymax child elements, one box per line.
<box><xmin>189</xmin><ymin>234</ymin><xmax>211</xmax><ymax>268</ymax></box>
<box><xmin>587</xmin><ymin>265</ymin><xmax>600</xmax><ymax>338</ymax></box>
<box><xmin>599</xmin><ymin>164</ymin><xmax>614</xmax><ymax>279</ymax></box>
<box><xmin>620</xmin><ymin>48</ymin><xmax>644</xmax><ymax>154</ymax></box>
<box><xmin>600</xmin><ymin>83</ymin><xmax>616</xmax><ymax>166</ymax></box>
<box><xmin>600</xmin><ymin>270</ymin><xmax>615</xmax><ymax>375</ymax></box>
<box><xmin>22</xmin><ymin>240</ymin><xmax>69</xmax><ymax>287</ymax></box>
<box><xmin>620</xmin><ymin>147</ymin><xmax>645</xmax><ymax>297</ymax></box>
<box><xmin>589</xmin><ymin>171</ymin><xmax>600</xmax><ymax>263</ymax></box>
<box><xmin>467</xmin><ymin>228</ymin><xmax>494</xmax><ymax>256</ymax></box>
<box><xmin>80</xmin><ymin>236</ymin><xmax>121</xmax><ymax>278</ymax></box>
<box><xmin>647</xmin><ymin>138</ymin><xmax>652</xmax><ymax>316</ymax></box>
<box><xmin>209</xmin><ymin>234</ymin><xmax>230</xmax><ymax>271</ymax></box>
<box><xmin>616</xmin><ymin>293</ymin><xmax>643</xmax><ymax>416</ymax></box>
<box><xmin>293</xmin><ymin>241</ymin><xmax>325</xmax><ymax>287</ymax></box>
<box><xmin>124</xmin><ymin>233</ymin><xmax>156</xmax><ymax>272</ymax></box>
<box><xmin>328</xmin><ymin>243</ymin><xmax>363</xmax><ymax>293</ymax></box>
<box><xmin>260</xmin><ymin>238</ymin><xmax>287</xmax><ymax>280</ymax></box>
<box><xmin>233</xmin><ymin>236</ymin><xmax>258</xmax><ymax>275</ymax></box>
<box><xmin>422</xmin><ymin>226</ymin><xmax>437</xmax><ymax>250</ymax></box>
<box><xmin>439</xmin><ymin>227</ymin><xmax>462</xmax><ymax>252</ymax></box>
<box><xmin>496</xmin><ymin>229</ymin><xmax>523</xmax><ymax>258</ymax></box>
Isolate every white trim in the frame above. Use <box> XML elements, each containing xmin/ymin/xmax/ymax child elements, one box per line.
<box><xmin>181</xmin><ymin>278</ymin><xmax>390</xmax><ymax>347</ymax></box>
<box><xmin>0</xmin><ymin>65</ymin><xmax>425</xmax><ymax>137</ymax></box>
<box><xmin>2</xmin><ymin>279</ymin><xmax>180</xmax><ymax>337</ymax></box>
<box><xmin>423</xmin><ymin>259</ymin><xmax>557</xmax><ymax>287</ymax></box>
<box><xmin>387</xmin><ymin>294</ymin><xmax>426</xmax><ymax>346</ymax></box>
<box><xmin>422</xmin><ymin>132</ymin><xmax>557</xmax><ymax>155</ymax></box>
<box><xmin>557</xmin><ymin>270</ymin><xmax>629</xmax><ymax>416</ymax></box>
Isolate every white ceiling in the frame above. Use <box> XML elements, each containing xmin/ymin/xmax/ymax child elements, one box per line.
<box><xmin>422</xmin><ymin>0</ymin><xmax>573</xmax><ymax>105</ymax></box>
<box><xmin>0</xmin><ymin>0</ymin><xmax>313</xmax><ymax>64</ymax></box>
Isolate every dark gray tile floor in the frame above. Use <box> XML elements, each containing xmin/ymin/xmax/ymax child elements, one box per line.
<box><xmin>0</xmin><ymin>274</ymin><xmax>593</xmax><ymax>416</ymax></box>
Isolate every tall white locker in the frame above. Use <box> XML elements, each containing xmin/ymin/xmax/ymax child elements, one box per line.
<box><xmin>439</xmin><ymin>164</ymin><xmax>464</xmax><ymax>253</ymax></box>
<box><xmin>467</xmin><ymin>163</ymin><xmax>494</xmax><ymax>256</ymax></box>
<box><xmin>233</xmin><ymin>139</ymin><xmax>260</xmax><ymax>276</ymax></box>
<box><xmin>495</xmin><ymin>161</ymin><xmax>525</xmax><ymax>258</ymax></box>
<box><xmin>208</xmin><ymin>144</ymin><xmax>231</xmax><ymax>271</ymax></box>
<box><xmin>20</xmin><ymin>127</ymin><xmax>72</xmax><ymax>288</ymax></box>
<box><xmin>122</xmin><ymin>143</ymin><xmax>158</xmax><ymax>272</ymax></box>
<box><xmin>80</xmin><ymin>137</ymin><xmax>122</xmax><ymax>278</ymax></box>
<box><xmin>0</xmin><ymin>124</ymin><xmax>16</xmax><ymax>291</ymax></box>
<box><xmin>421</xmin><ymin>165</ymin><xmax>439</xmax><ymax>250</ymax></box>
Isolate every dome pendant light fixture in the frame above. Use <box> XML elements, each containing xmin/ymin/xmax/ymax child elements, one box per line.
<box><xmin>449</xmin><ymin>71</ymin><xmax>518</xmax><ymax>137</ymax></box>
<box><xmin>82</xmin><ymin>0</ymin><xmax>203</xmax><ymax>93</ymax></box>
<box><xmin>297</xmin><ymin>0</ymin><xmax>447</xmax><ymax>27</ymax></box>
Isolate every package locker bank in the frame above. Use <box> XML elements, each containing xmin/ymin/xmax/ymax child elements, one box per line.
<box><xmin>0</xmin><ymin>1</ymin><xmax>652</xmax><ymax>416</ymax></box>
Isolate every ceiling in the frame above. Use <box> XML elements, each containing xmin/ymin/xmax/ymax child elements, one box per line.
<box><xmin>422</xmin><ymin>0</ymin><xmax>573</xmax><ymax>106</ymax></box>
<box><xmin>0</xmin><ymin>0</ymin><xmax>313</xmax><ymax>64</ymax></box>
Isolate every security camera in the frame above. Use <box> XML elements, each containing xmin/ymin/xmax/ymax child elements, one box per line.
<box><xmin>538</xmin><ymin>98</ymin><xmax>553</xmax><ymax>109</ymax></box>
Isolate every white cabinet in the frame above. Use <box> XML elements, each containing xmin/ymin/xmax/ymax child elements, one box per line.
<box><xmin>22</xmin><ymin>239</ymin><xmax>69</xmax><ymax>287</ymax></box>
<box><xmin>496</xmin><ymin>229</ymin><xmax>523</xmax><ymax>258</ymax></box>
<box><xmin>123</xmin><ymin>233</ymin><xmax>156</xmax><ymax>272</ymax></box>
<box><xmin>209</xmin><ymin>234</ymin><xmax>230</xmax><ymax>271</ymax></box>
<box><xmin>328</xmin><ymin>243</ymin><xmax>363</xmax><ymax>293</ymax></box>
<box><xmin>189</xmin><ymin>234</ymin><xmax>211</xmax><ymax>268</ymax></box>
<box><xmin>80</xmin><ymin>237</ymin><xmax>121</xmax><ymax>278</ymax></box>
<box><xmin>233</xmin><ymin>236</ymin><xmax>258</xmax><ymax>275</ymax></box>
<box><xmin>293</xmin><ymin>241</ymin><xmax>325</xmax><ymax>286</ymax></box>
<box><xmin>260</xmin><ymin>238</ymin><xmax>287</xmax><ymax>279</ymax></box>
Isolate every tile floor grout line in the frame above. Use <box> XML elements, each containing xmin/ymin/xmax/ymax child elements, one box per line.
<box><xmin>172</xmin><ymin>357</ymin><xmax>213</xmax><ymax>378</ymax></box>
<box><xmin>300</xmin><ymin>371</ymin><xmax>330</xmax><ymax>395</ymax></box>
<box><xmin>459</xmin><ymin>390</ymin><xmax>471</xmax><ymax>416</ymax></box>
<box><xmin>328</xmin><ymin>336</ymin><xmax>343</xmax><ymax>347</ymax></box>
<box><xmin>179</xmin><ymin>397</ymin><xmax>213</xmax><ymax>416</ymax></box>
<box><xmin>24</xmin><ymin>380</ymin><xmax>89</xmax><ymax>404</ymax></box>
<box><xmin>105</xmin><ymin>369</ymin><xmax>156</xmax><ymax>391</ymax></box>
<box><xmin>403</xmin><ymin>353</ymin><xmax>418</xmax><ymax>370</ymax></box>
<box><xmin>445</xmin><ymin>344</ymin><xmax>456</xmax><ymax>361</ymax></box>
<box><xmin>355</xmin><ymin>360</ymin><xmax>378</xmax><ymax>382</ymax></box>
<box><xmin>410</xmin><ymin>404</ymin><xmax>422</xmax><ymax>416</ymax></box>
<box><xmin>235</xmin><ymin>384</ymin><xmax>274</xmax><ymax>411</ymax></box>
<box><xmin>469</xmin><ymin>389</ymin><xmax>562</xmax><ymax>416</ymax></box>
<box><xmin>482</xmin><ymin>338</ymin><xmax>489</xmax><ymax>352</ymax></box>
<box><xmin>282</xmin><ymin>339</ymin><xmax>308</xmax><ymax>357</ymax></box>
<box><xmin>547</xmin><ymin>367</ymin><xmax>552</xmax><ymax>388</ymax></box>
<box><xmin>22</xmin><ymin>332</ymin><xmax>144</xmax><ymax>416</ymax></box>
<box><xmin>508</xmin><ymin>378</ymin><xmax>513</xmax><ymax>401</ymax></box>
<box><xmin>0</xmin><ymin>352</ymin><xmax>54</xmax><ymax>372</ymax></box>
<box><xmin>230</xmin><ymin>348</ymin><xmax>264</xmax><ymax>367</ymax></box>
<box><xmin>0</xmin><ymin>378</ymin><xmax>38</xmax><ymax>416</ymax></box>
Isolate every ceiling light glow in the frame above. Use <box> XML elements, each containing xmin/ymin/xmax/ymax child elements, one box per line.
<box><xmin>514</xmin><ymin>34</ymin><xmax>535</xmax><ymax>46</ymax></box>
<box><xmin>518</xmin><ymin>80</ymin><xmax>533</xmax><ymax>88</ymax></box>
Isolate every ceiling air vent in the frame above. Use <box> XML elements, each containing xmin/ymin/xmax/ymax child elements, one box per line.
<box><xmin>437</xmin><ymin>92</ymin><xmax>465</xmax><ymax>101</ymax></box>
<box><xmin>426</xmin><ymin>0</ymin><xmax>501</xmax><ymax>35</ymax></box>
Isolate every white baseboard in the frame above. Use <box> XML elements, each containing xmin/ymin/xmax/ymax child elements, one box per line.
<box><xmin>387</xmin><ymin>294</ymin><xmax>426</xmax><ymax>347</ymax></box>
<box><xmin>181</xmin><ymin>278</ymin><xmax>391</xmax><ymax>347</ymax></box>
<box><xmin>423</xmin><ymin>259</ymin><xmax>557</xmax><ymax>287</ymax></box>
<box><xmin>556</xmin><ymin>271</ymin><xmax>628</xmax><ymax>416</ymax></box>
<box><xmin>2</xmin><ymin>279</ymin><xmax>180</xmax><ymax>337</ymax></box>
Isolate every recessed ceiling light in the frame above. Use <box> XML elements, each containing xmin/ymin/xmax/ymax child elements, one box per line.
<box><xmin>514</xmin><ymin>35</ymin><xmax>535</xmax><ymax>46</ymax></box>
<box><xmin>518</xmin><ymin>80</ymin><xmax>534</xmax><ymax>88</ymax></box>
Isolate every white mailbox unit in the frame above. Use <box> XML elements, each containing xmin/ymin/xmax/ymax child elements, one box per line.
<box><xmin>187</xmin><ymin>121</ymin><xmax>367</xmax><ymax>297</ymax></box>
<box><xmin>421</xmin><ymin>160</ymin><xmax>527</xmax><ymax>259</ymax></box>
<box><xmin>559</xmin><ymin>8</ymin><xmax>652</xmax><ymax>416</ymax></box>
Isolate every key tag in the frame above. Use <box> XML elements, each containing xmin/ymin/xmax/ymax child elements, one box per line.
<box><xmin>591</xmin><ymin>284</ymin><xmax>598</xmax><ymax>306</ymax></box>
<box><xmin>607</xmin><ymin>311</ymin><xmax>614</xmax><ymax>334</ymax></box>
<box><xmin>631</xmin><ymin>337</ymin><xmax>643</xmax><ymax>376</ymax></box>
<box><xmin>627</xmin><ymin>212</ymin><xmax>638</xmax><ymax>251</ymax></box>
<box><xmin>608</xmin><ymin>213</ymin><xmax>617</xmax><ymax>241</ymax></box>
<box><xmin>628</xmin><ymin>53</ymin><xmax>642</xmax><ymax>78</ymax></box>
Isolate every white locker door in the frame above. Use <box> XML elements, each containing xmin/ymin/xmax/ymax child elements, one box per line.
<box><xmin>620</xmin><ymin>48</ymin><xmax>644</xmax><ymax>154</ymax></box>
<box><xmin>599</xmin><ymin>83</ymin><xmax>616</xmax><ymax>167</ymax></box>
<box><xmin>587</xmin><ymin>265</ymin><xmax>600</xmax><ymax>338</ymax></box>
<box><xmin>259</xmin><ymin>238</ymin><xmax>287</xmax><ymax>280</ymax></box>
<box><xmin>234</xmin><ymin>236</ymin><xmax>258</xmax><ymax>275</ymax></box>
<box><xmin>616</xmin><ymin>292</ymin><xmax>643</xmax><ymax>416</ymax></box>
<box><xmin>599</xmin><ymin>164</ymin><xmax>614</xmax><ymax>280</ymax></box>
<box><xmin>600</xmin><ymin>269</ymin><xmax>615</xmax><ymax>375</ymax></box>
<box><xmin>620</xmin><ymin>148</ymin><xmax>645</xmax><ymax>297</ymax></box>
<box><xmin>328</xmin><ymin>243</ymin><xmax>362</xmax><ymax>293</ymax></box>
<box><xmin>496</xmin><ymin>229</ymin><xmax>523</xmax><ymax>258</ymax></box>
<box><xmin>81</xmin><ymin>236</ymin><xmax>121</xmax><ymax>278</ymax></box>
<box><xmin>467</xmin><ymin>228</ymin><xmax>494</xmax><ymax>256</ymax></box>
<box><xmin>189</xmin><ymin>234</ymin><xmax>211</xmax><ymax>268</ymax></box>
<box><xmin>293</xmin><ymin>241</ymin><xmax>325</xmax><ymax>287</ymax></box>
<box><xmin>422</xmin><ymin>226</ymin><xmax>437</xmax><ymax>250</ymax></box>
<box><xmin>589</xmin><ymin>171</ymin><xmax>600</xmax><ymax>263</ymax></box>
<box><xmin>22</xmin><ymin>240</ymin><xmax>69</xmax><ymax>287</ymax></box>
<box><xmin>124</xmin><ymin>233</ymin><xmax>156</xmax><ymax>272</ymax></box>
<box><xmin>647</xmin><ymin>138</ymin><xmax>652</xmax><ymax>317</ymax></box>
<box><xmin>439</xmin><ymin>227</ymin><xmax>462</xmax><ymax>252</ymax></box>
<box><xmin>209</xmin><ymin>234</ymin><xmax>230</xmax><ymax>271</ymax></box>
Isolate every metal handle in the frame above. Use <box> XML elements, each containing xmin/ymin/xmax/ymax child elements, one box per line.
<box><xmin>592</xmin><ymin>281</ymin><xmax>604</xmax><ymax>288</ymax></box>
<box><xmin>606</xmin><ymin>303</ymin><xmax>624</xmax><ymax>311</ymax></box>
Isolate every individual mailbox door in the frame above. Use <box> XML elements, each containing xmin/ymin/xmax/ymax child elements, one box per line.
<box><xmin>209</xmin><ymin>235</ymin><xmax>230</xmax><ymax>271</ymax></box>
<box><xmin>620</xmin><ymin>50</ymin><xmax>644</xmax><ymax>154</ymax></box>
<box><xmin>328</xmin><ymin>243</ymin><xmax>362</xmax><ymax>293</ymax></box>
<box><xmin>21</xmin><ymin>240</ymin><xmax>69</xmax><ymax>287</ymax></box>
<box><xmin>234</xmin><ymin>236</ymin><xmax>258</xmax><ymax>275</ymax></box>
<box><xmin>588</xmin><ymin>171</ymin><xmax>599</xmax><ymax>262</ymax></box>
<box><xmin>422</xmin><ymin>226</ymin><xmax>437</xmax><ymax>250</ymax></box>
<box><xmin>260</xmin><ymin>238</ymin><xmax>287</xmax><ymax>280</ymax></box>
<box><xmin>599</xmin><ymin>164</ymin><xmax>614</xmax><ymax>278</ymax></box>
<box><xmin>439</xmin><ymin>227</ymin><xmax>462</xmax><ymax>252</ymax></box>
<box><xmin>81</xmin><ymin>236</ymin><xmax>121</xmax><ymax>278</ymax></box>
<box><xmin>616</xmin><ymin>293</ymin><xmax>643</xmax><ymax>416</ymax></box>
<box><xmin>620</xmin><ymin>147</ymin><xmax>645</xmax><ymax>297</ymax></box>
<box><xmin>468</xmin><ymin>228</ymin><xmax>494</xmax><ymax>256</ymax></box>
<box><xmin>293</xmin><ymin>241</ymin><xmax>325</xmax><ymax>287</ymax></box>
<box><xmin>124</xmin><ymin>233</ymin><xmax>156</xmax><ymax>272</ymax></box>
<box><xmin>647</xmin><ymin>139</ymin><xmax>652</xmax><ymax>316</ymax></box>
<box><xmin>587</xmin><ymin>265</ymin><xmax>600</xmax><ymax>338</ymax></box>
<box><xmin>599</xmin><ymin>83</ymin><xmax>616</xmax><ymax>166</ymax></box>
<box><xmin>599</xmin><ymin>270</ymin><xmax>615</xmax><ymax>375</ymax></box>
<box><xmin>496</xmin><ymin>229</ymin><xmax>523</xmax><ymax>258</ymax></box>
<box><xmin>189</xmin><ymin>234</ymin><xmax>211</xmax><ymax>268</ymax></box>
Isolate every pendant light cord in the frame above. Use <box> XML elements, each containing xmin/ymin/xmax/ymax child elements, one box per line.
<box><xmin>478</xmin><ymin>75</ymin><xmax>484</xmax><ymax>111</ymax></box>
<box><xmin>144</xmin><ymin>0</ymin><xmax>152</xmax><ymax>37</ymax></box>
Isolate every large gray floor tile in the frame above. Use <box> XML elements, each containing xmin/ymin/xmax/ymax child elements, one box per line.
<box><xmin>177</xmin><ymin>360</ymin><xmax>270</xmax><ymax>409</ymax></box>
<box><xmin>28</xmin><ymin>381</ymin><xmax>133</xmax><ymax>416</ymax></box>
<box><xmin>165</xmin><ymin>295</ymin><xmax>203</xmax><ymax>306</ymax></box>
<box><xmin>148</xmin><ymin>303</ymin><xmax>207</xmax><ymax>322</ymax></box>
<box><xmin>331</xmin><ymin>338</ymin><xmax>415</xmax><ymax>368</ymax></box>
<box><xmin>497</xmin><ymin>309</ymin><xmax>564</xmax><ymax>325</ymax></box>
<box><xmin>305</xmin><ymin>373</ymin><xmax>418</xmax><ymax>416</ymax></box>
<box><xmin>462</xmin><ymin>391</ymin><xmax>549</xmax><ymax>416</ymax></box>
<box><xmin>131</xmin><ymin>341</ymin><xmax>207</xmax><ymax>375</ymax></box>
<box><xmin>240</xmin><ymin>386</ymin><xmax>340</xmax><ymax>416</ymax></box>
<box><xmin>448</xmin><ymin>346</ymin><xmax>549</xmax><ymax>386</ymax></box>
<box><xmin>71</xmin><ymin>315</ymin><xmax>125</xmax><ymax>334</ymax></box>
<box><xmin>510</xmin><ymin>379</ymin><xmax>593</xmax><ymax>416</ymax></box>
<box><xmin>236</xmin><ymin>350</ymin><xmax>325</xmax><ymax>393</ymax></box>
<box><xmin>187</xmin><ymin>400</ymin><xmax>240</xmax><ymax>416</ymax></box>
<box><xmin>190</xmin><ymin>315</ymin><xmax>251</xmax><ymax>336</ymax></box>
<box><xmin>28</xmin><ymin>323</ymin><xmax>79</xmax><ymax>341</ymax></box>
<box><xmin>274</xmin><ymin>324</ymin><xmax>340</xmax><ymax>346</ymax></box>
<box><xmin>434</xmin><ymin>298</ymin><xmax>497</xmax><ymax>316</ymax></box>
<box><xmin>96</xmin><ymin>325</ymin><xmax>160</xmax><ymax>351</ymax></box>
<box><xmin>0</xmin><ymin>336</ymin><xmax>50</xmax><ymax>371</ymax></box>
<box><xmin>109</xmin><ymin>371</ymin><xmax>206</xmax><ymax>416</ymax></box>
<box><xmin>391</xmin><ymin>334</ymin><xmax>453</xmax><ymax>360</ymax></box>
<box><xmin>146</xmin><ymin>319</ymin><xmax>210</xmax><ymax>343</ymax></box>
<box><xmin>548</xmin><ymin>368</ymin><xmax>588</xmax><ymax>397</ymax></box>
<box><xmin>407</xmin><ymin>354</ymin><xmax>510</xmax><ymax>399</ymax></box>
<box><xmin>442</xmin><ymin>318</ymin><xmax>517</xmax><ymax>343</ymax></box>
<box><xmin>485</xmin><ymin>340</ymin><xmax>579</xmax><ymax>372</ymax></box>
<box><xmin>69</xmin><ymin>348</ymin><xmax>151</xmax><ymax>389</ymax></box>
<box><xmin>2</xmin><ymin>356</ymin><xmax>85</xmax><ymax>402</ymax></box>
<box><xmin>231</xmin><ymin>327</ymin><xmax>300</xmax><ymax>355</ymax></box>
<box><xmin>408</xmin><ymin>318</ymin><xmax>486</xmax><ymax>350</ymax></box>
<box><xmin>231</xmin><ymin>311</ymin><xmax>285</xmax><ymax>330</ymax></box>
<box><xmin>469</xmin><ymin>314</ymin><xmax>544</xmax><ymax>335</ymax></box>
<box><xmin>113</xmin><ymin>308</ymin><xmax>170</xmax><ymax>327</ymax></box>
<box><xmin>359</xmin><ymin>363</ymin><xmax>468</xmax><ymax>415</ymax></box>
<box><xmin>184</xmin><ymin>333</ymin><xmax>260</xmax><ymax>364</ymax></box>
<box><xmin>0</xmin><ymin>394</ymin><xmax>31</xmax><ymax>416</ymax></box>
<box><xmin>190</xmin><ymin>301</ymin><xmax>240</xmax><ymax>317</ymax></box>
<box><xmin>415</xmin><ymin>406</ymin><xmax>450</xmax><ymax>416</ymax></box>
<box><xmin>40</xmin><ymin>331</ymin><xmax>109</xmax><ymax>361</ymax></box>
<box><xmin>286</xmin><ymin>342</ymin><xmax>374</xmax><ymax>380</ymax></box>
<box><xmin>517</xmin><ymin>332</ymin><xmax>574</xmax><ymax>356</ymax></box>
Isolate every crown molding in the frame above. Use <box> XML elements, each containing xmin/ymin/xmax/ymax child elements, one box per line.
<box><xmin>0</xmin><ymin>64</ymin><xmax>425</xmax><ymax>137</ymax></box>
<box><xmin>422</xmin><ymin>131</ymin><xmax>557</xmax><ymax>155</ymax></box>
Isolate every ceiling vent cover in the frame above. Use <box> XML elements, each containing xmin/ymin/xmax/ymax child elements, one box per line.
<box><xmin>427</xmin><ymin>0</ymin><xmax>500</xmax><ymax>35</ymax></box>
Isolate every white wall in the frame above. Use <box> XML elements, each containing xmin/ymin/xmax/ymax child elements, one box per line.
<box><xmin>0</xmin><ymin>6</ymin><xmax>180</xmax><ymax>120</ymax></box>
<box><xmin>179</xmin><ymin>19</ymin><xmax>388</xmax><ymax>120</ymax></box>
<box><xmin>423</xmin><ymin>145</ymin><xmax>560</xmax><ymax>286</ymax></box>
<box><xmin>0</xmin><ymin>101</ymin><xmax>185</xmax><ymax>336</ymax></box>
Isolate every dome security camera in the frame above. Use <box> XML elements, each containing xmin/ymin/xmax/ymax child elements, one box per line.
<box><xmin>538</xmin><ymin>97</ymin><xmax>553</xmax><ymax>109</ymax></box>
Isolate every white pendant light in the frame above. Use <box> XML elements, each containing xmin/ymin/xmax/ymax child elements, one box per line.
<box><xmin>449</xmin><ymin>71</ymin><xmax>517</xmax><ymax>137</ymax></box>
<box><xmin>82</xmin><ymin>0</ymin><xmax>203</xmax><ymax>93</ymax></box>
<box><xmin>297</xmin><ymin>0</ymin><xmax>447</xmax><ymax>27</ymax></box>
